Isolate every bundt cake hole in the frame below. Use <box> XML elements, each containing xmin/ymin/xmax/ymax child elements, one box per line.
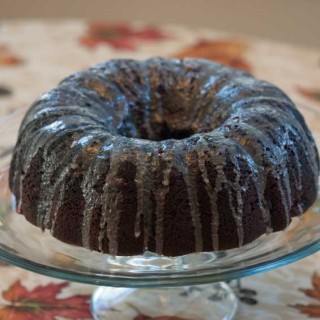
<box><xmin>115</xmin><ymin>117</ymin><xmax>198</xmax><ymax>141</ymax></box>
<box><xmin>158</xmin><ymin>123</ymin><xmax>195</xmax><ymax>141</ymax></box>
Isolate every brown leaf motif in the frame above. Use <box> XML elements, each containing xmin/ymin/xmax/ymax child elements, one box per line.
<box><xmin>0</xmin><ymin>86</ymin><xmax>12</xmax><ymax>97</ymax></box>
<box><xmin>0</xmin><ymin>280</ymin><xmax>91</xmax><ymax>320</ymax></box>
<box><xmin>172</xmin><ymin>39</ymin><xmax>251</xmax><ymax>72</ymax></box>
<box><xmin>80</xmin><ymin>22</ymin><xmax>168</xmax><ymax>50</ymax></box>
<box><xmin>0</xmin><ymin>45</ymin><xmax>22</xmax><ymax>67</ymax></box>
<box><xmin>297</xmin><ymin>87</ymin><xmax>320</xmax><ymax>104</ymax></box>
<box><xmin>291</xmin><ymin>272</ymin><xmax>320</xmax><ymax>318</ymax></box>
<box><xmin>0</xmin><ymin>260</ymin><xmax>9</xmax><ymax>267</ymax></box>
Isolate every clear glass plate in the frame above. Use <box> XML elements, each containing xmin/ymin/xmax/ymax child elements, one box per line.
<box><xmin>0</xmin><ymin>106</ymin><xmax>319</xmax><ymax>288</ymax></box>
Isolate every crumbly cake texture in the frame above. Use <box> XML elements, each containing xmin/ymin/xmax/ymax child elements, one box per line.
<box><xmin>9</xmin><ymin>58</ymin><xmax>319</xmax><ymax>256</ymax></box>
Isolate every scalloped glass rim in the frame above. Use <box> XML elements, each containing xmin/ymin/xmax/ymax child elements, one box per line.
<box><xmin>0</xmin><ymin>231</ymin><xmax>318</xmax><ymax>287</ymax></box>
<box><xmin>0</xmin><ymin>105</ymin><xmax>319</xmax><ymax>288</ymax></box>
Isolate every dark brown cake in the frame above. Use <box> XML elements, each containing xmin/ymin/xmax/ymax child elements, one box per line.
<box><xmin>9</xmin><ymin>58</ymin><xmax>319</xmax><ymax>256</ymax></box>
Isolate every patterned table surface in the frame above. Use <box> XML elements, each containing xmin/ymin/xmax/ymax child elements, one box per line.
<box><xmin>0</xmin><ymin>20</ymin><xmax>320</xmax><ymax>320</ymax></box>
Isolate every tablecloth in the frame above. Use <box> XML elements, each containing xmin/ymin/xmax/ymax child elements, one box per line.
<box><xmin>0</xmin><ymin>20</ymin><xmax>319</xmax><ymax>320</ymax></box>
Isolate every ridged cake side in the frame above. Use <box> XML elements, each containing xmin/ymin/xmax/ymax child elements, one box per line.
<box><xmin>9</xmin><ymin>58</ymin><xmax>319</xmax><ymax>256</ymax></box>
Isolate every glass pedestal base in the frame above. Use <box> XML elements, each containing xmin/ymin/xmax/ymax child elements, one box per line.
<box><xmin>91</xmin><ymin>282</ymin><xmax>238</xmax><ymax>320</ymax></box>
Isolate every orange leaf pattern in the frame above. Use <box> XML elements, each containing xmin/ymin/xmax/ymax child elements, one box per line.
<box><xmin>291</xmin><ymin>273</ymin><xmax>320</xmax><ymax>318</ymax></box>
<box><xmin>80</xmin><ymin>22</ymin><xmax>168</xmax><ymax>50</ymax></box>
<box><xmin>0</xmin><ymin>280</ymin><xmax>91</xmax><ymax>320</ymax></box>
<box><xmin>297</xmin><ymin>87</ymin><xmax>320</xmax><ymax>104</ymax></box>
<box><xmin>0</xmin><ymin>45</ymin><xmax>22</xmax><ymax>67</ymax></box>
<box><xmin>172</xmin><ymin>40</ymin><xmax>251</xmax><ymax>72</ymax></box>
<box><xmin>0</xmin><ymin>86</ymin><xmax>12</xmax><ymax>97</ymax></box>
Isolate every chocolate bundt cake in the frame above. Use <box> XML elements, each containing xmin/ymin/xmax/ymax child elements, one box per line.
<box><xmin>9</xmin><ymin>58</ymin><xmax>319</xmax><ymax>257</ymax></box>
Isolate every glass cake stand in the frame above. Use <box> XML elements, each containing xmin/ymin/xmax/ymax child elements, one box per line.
<box><xmin>0</xmin><ymin>107</ymin><xmax>319</xmax><ymax>320</ymax></box>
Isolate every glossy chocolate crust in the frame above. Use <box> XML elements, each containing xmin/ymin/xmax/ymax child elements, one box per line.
<box><xmin>9</xmin><ymin>58</ymin><xmax>319</xmax><ymax>256</ymax></box>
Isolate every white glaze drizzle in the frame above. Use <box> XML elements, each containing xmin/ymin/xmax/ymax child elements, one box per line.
<box><xmin>182</xmin><ymin>150</ymin><xmax>203</xmax><ymax>252</ymax></box>
<box><xmin>196</xmin><ymin>137</ymin><xmax>220</xmax><ymax>250</ymax></box>
<box><xmin>98</xmin><ymin>145</ymin><xmax>123</xmax><ymax>255</ymax></box>
<box><xmin>49</xmin><ymin>131</ymin><xmax>103</xmax><ymax>233</ymax></box>
<box><xmin>134</xmin><ymin>150</ymin><xmax>146</xmax><ymax>238</ymax></box>
<box><xmin>13</xmin><ymin>120</ymin><xmax>66</xmax><ymax>214</ymax></box>
<box><xmin>81</xmin><ymin>138</ymin><xmax>113</xmax><ymax>249</ymax></box>
<box><xmin>201</xmin><ymin>135</ymin><xmax>228</xmax><ymax>250</ymax></box>
<box><xmin>41</xmin><ymin>128</ymin><xmax>102</xmax><ymax>229</ymax></box>
<box><xmin>228</xmin><ymin>153</ymin><xmax>244</xmax><ymax>247</ymax></box>
<box><xmin>155</xmin><ymin>152</ymin><xmax>172</xmax><ymax>255</ymax></box>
